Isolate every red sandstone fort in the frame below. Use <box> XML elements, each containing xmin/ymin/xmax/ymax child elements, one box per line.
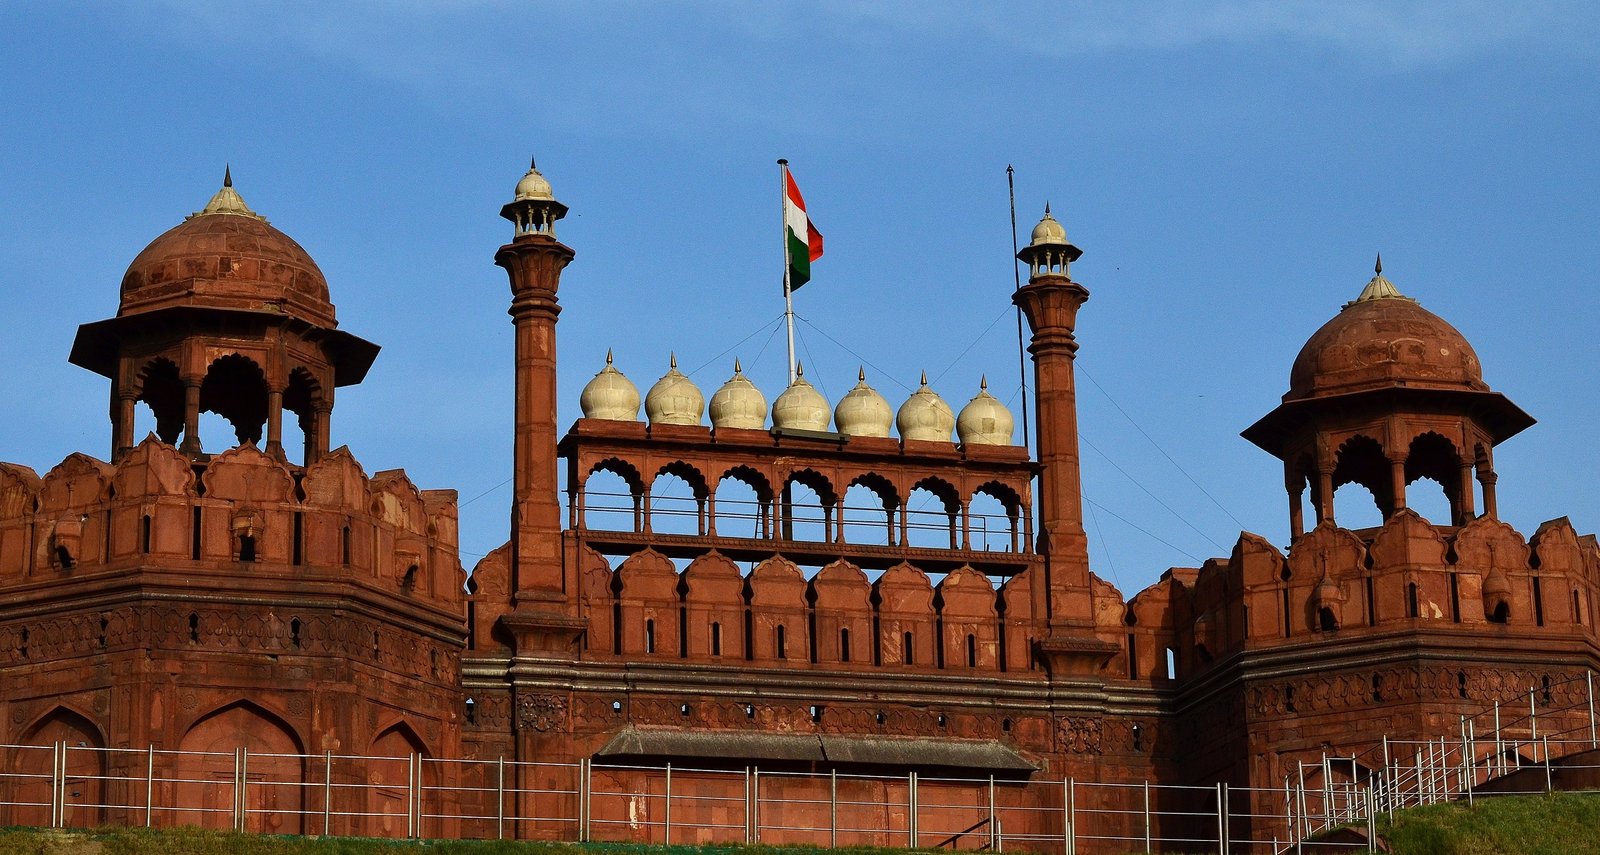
<box><xmin>0</xmin><ymin>162</ymin><xmax>1594</xmax><ymax>851</ymax></box>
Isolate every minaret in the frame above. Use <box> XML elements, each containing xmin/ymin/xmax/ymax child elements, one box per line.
<box><xmin>495</xmin><ymin>159</ymin><xmax>574</xmax><ymax>611</ymax></box>
<box><xmin>1012</xmin><ymin>204</ymin><xmax>1098</xmax><ymax>639</ymax></box>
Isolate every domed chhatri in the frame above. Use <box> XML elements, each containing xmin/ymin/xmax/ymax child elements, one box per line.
<box><xmin>579</xmin><ymin>350</ymin><xmax>641</xmax><ymax>422</ymax></box>
<box><xmin>956</xmin><ymin>377</ymin><xmax>1014</xmax><ymax>446</ymax></box>
<box><xmin>1030</xmin><ymin>202</ymin><xmax>1068</xmax><ymax>245</ymax></box>
<box><xmin>644</xmin><ymin>354</ymin><xmax>705</xmax><ymax>426</ymax></box>
<box><xmin>500</xmin><ymin>156</ymin><xmax>569</xmax><ymax>237</ymax></box>
<box><xmin>834</xmin><ymin>367</ymin><xmax>893</xmax><ymax>438</ymax></box>
<box><xmin>772</xmin><ymin>364</ymin><xmax>831</xmax><ymax>431</ymax></box>
<box><xmin>1017</xmin><ymin>202</ymin><xmax>1083</xmax><ymax>279</ymax></box>
<box><xmin>118</xmin><ymin>168</ymin><xmax>335</xmax><ymax>328</ymax></box>
<box><xmin>1287</xmin><ymin>258</ymin><xmax>1486</xmax><ymax>401</ymax></box>
<box><xmin>709</xmin><ymin>359</ymin><xmax>768</xmax><ymax>430</ymax></box>
<box><xmin>897</xmin><ymin>372</ymin><xmax>955</xmax><ymax>442</ymax></box>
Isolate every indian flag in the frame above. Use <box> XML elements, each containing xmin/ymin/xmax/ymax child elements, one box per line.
<box><xmin>784</xmin><ymin>168</ymin><xmax>824</xmax><ymax>290</ymax></box>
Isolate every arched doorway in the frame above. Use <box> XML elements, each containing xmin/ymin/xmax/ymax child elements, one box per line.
<box><xmin>8</xmin><ymin>707</ymin><xmax>106</xmax><ymax>828</ymax></box>
<box><xmin>175</xmin><ymin>701</ymin><xmax>305</xmax><ymax>833</ymax></box>
<box><xmin>366</xmin><ymin>723</ymin><xmax>429</xmax><ymax>838</ymax></box>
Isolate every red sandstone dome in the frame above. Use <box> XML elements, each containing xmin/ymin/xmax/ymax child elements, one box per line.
<box><xmin>1284</xmin><ymin>267</ymin><xmax>1485</xmax><ymax>402</ymax></box>
<box><xmin>117</xmin><ymin>173</ymin><xmax>336</xmax><ymax>328</ymax></box>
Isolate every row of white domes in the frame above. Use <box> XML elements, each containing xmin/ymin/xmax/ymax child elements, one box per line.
<box><xmin>581</xmin><ymin>353</ymin><xmax>1015</xmax><ymax>446</ymax></box>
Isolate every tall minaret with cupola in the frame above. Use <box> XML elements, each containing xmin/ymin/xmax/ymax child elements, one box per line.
<box><xmin>495</xmin><ymin>159</ymin><xmax>575</xmax><ymax>620</ymax></box>
<box><xmin>1012</xmin><ymin>205</ymin><xmax>1107</xmax><ymax>667</ymax></box>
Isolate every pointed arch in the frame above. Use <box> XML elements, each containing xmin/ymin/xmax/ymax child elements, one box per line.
<box><xmin>10</xmin><ymin>706</ymin><xmax>107</xmax><ymax>828</ymax></box>
<box><xmin>1332</xmin><ymin>434</ymin><xmax>1390</xmax><ymax>519</ymax></box>
<box><xmin>136</xmin><ymin>357</ymin><xmax>185</xmax><ymax>445</ymax></box>
<box><xmin>199</xmin><ymin>353</ymin><xmax>270</xmax><ymax>447</ymax></box>
<box><xmin>176</xmin><ymin>700</ymin><xmax>305</xmax><ymax>833</ymax></box>
<box><xmin>366</xmin><ymin>721</ymin><xmax>432</xmax><ymax>838</ymax></box>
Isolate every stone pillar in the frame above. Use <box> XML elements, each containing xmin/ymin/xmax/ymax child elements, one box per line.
<box><xmin>495</xmin><ymin>231</ymin><xmax>574</xmax><ymax>605</ymax></box>
<box><xmin>1316</xmin><ymin>468</ymin><xmax>1335</xmax><ymax>525</ymax></box>
<box><xmin>1013</xmin><ymin>271</ymin><xmax>1092</xmax><ymax>627</ymax></box>
<box><xmin>265</xmin><ymin>385</ymin><xmax>285</xmax><ymax>460</ymax></box>
<box><xmin>1286</xmin><ymin>467</ymin><xmax>1305</xmax><ymax>540</ymax></box>
<box><xmin>1389</xmin><ymin>456</ymin><xmax>1408</xmax><ymax>515</ymax></box>
<box><xmin>1457</xmin><ymin>462</ymin><xmax>1477</xmax><ymax>523</ymax></box>
<box><xmin>180</xmin><ymin>376</ymin><xmax>203</xmax><ymax>457</ymax></box>
<box><xmin>114</xmin><ymin>390</ymin><xmax>137</xmax><ymax>461</ymax></box>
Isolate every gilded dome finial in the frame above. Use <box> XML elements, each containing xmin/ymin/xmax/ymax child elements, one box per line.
<box><xmin>192</xmin><ymin>167</ymin><xmax>265</xmax><ymax>221</ymax></box>
<box><xmin>733</xmin><ymin>357</ymin><xmax>743</xmax><ymax>374</ymax></box>
<box><xmin>669</xmin><ymin>352</ymin><xmax>677</xmax><ymax>370</ymax></box>
<box><xmin>1347</xmin><ymin>255</ymin><xmax>1413</xmax><ymax>307</ymax></box>
<box><xmin>919</xmin><ymin>370</ymin><xmax>928</xmax><ymax>386</ymax></box>
<box><xmin>858</xmin><ymin>366</ymin><xmax>866</xmax><ymax>382</ymax></box>
<box><xmin>796</xmin><ymin>361</ymin><xmax>805</xmax><ymax>378</ymax></box>
<box><xmin>605</xmin><ymin>348</ymin><xmax>614</xmax><ymax>365</ymax></box>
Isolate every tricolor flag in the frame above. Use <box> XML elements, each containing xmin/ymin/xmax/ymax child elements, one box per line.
<box><xmin>783</xmin><ymin>167</ymin><xmax>824</xmax><ymax>290</ymax></box>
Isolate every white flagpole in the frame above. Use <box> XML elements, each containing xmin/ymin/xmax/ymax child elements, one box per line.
<box><xmin>779</xmin><ymin>158</ymin><xmax>797</xmax><ymax>384</ymax></box>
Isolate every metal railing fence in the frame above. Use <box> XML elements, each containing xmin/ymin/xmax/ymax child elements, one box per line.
<box><xmin>8</xmin><ymin>675</ymin><xmax>1599</xmax><ymax>854</ymax></box>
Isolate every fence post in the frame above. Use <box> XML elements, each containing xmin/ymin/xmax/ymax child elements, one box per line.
<box><xmin>406</xmin><ymin>753</ymin><xmax>417</xmax><ymax>839</ymax></box>
<box><xmin>1142</xmin><ymin>779</ymin><xmax>1152</xmax><ymax>853</ymax></box>
<box><xmin>496</xmin><ymin>756</ymin><xmax>505</xmax><ymax>840</ymax></box>
<box><xmin>828</xmin><ymin>767</ymin><xmax>835</xmax><ymax>849</ymax></box>
<box><xmin>231</xmin><ymin>747</ymin><xmax>244</xmax><ymax>832</ymax></box>
<box><xmin>1493</xmin><ymin>700</ymin><xmax>1503</xmax><ymax>777</ymax></box>
<box><xmin>753</xmin><ymin>765</ymin><xmax>761</xmax><ymax>844</ymax></box>
<box><xmin>1065</xmin><ymin>778</ymin><xmax>1075</xmax><ymax>855</ymax></box>
<box><xmin>1544</xmin><ymin>736</ymin><xmax>1553</xmax><ymax>793</ymax></box>
<box><xmin>1215</xmin><ymin>782</ymin><xmax>1226</xmax><ymax>853</ymax></box>
<box><xmin>988</xmin><ymin>774</ymin><xmax>997</xmax><ymax>851</ymax></box>
<box><xmin>322</xmin><ymin>751</ymin><xmax>333</xmax><ymax>836</ymax></box>
<box><xmin>1589</xmin><ymin>670</ymin><xmax>1597</xmax><ymax>750</ymax></box>
<box><xmin>909</xmin><ymin>770</ymin><xmax>918</xmax><ymax>848</ymax></box>
<box><xmin>145</xmin><ymin>744</ymin><xmax>155</xmax><ymax>828</ymax></box>
<box><xmin>663</xmin><ymin>762</ymin><xmax>672</xmax><ymax>845</ymax></box>
<box><xmin>581</xmin><ymin>758</ymin><xmax>592</xmax><ymax>843</ymax></box>
<box><xmin>50</xmin><ymin>741</ymin><xmax>62</xmax><ymax>829</ymax></box>
<box><xmin>744</xmin><ymin>766</ymin><xmax>753</xmax><ymax>844</ymax></box>
<box><xmin>1530</xmin><ymin>687</ymin><xmax>1539</xmax><ymax>745</ymax></box>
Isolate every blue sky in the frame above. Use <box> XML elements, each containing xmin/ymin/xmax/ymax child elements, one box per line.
<box><xmin>2</xmin><ymin>2</ymin><xmax>1597</xmax><ymax>595</ymax></box>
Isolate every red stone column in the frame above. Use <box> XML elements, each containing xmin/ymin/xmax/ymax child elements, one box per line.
<box><xmin>495</xmin><ymin>234</ymin><xmax>574</xmax><ymax>605</ymax></box>
<box><xmin>1013</xmin><ymin>272</ymin><xmax>1093</xmax><ymax>629</ymax></box>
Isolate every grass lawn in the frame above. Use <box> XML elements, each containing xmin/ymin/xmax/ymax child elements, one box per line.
<box><xmin>1377</xmin><ymin>791</ymin><xmax>1600</xmax><ymax>855</ymax></box>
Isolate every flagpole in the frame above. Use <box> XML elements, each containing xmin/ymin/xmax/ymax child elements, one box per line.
<box><xmin>779</xmin><ymin>159</ymin><xmax>797</xmax><ymax>383</ymax></box>
<box><xmin>1007</xmin><ymin>165</ymin><xmax>1031</xmax><ymax>453</ymax></box>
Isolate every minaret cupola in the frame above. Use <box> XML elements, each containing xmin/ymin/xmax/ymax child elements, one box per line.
<box><xmin>1017</xmin><ymin>203</ymin><xmax>1083</xmax><ymax>280</ymax></box>
<box><xmin>500</xmin><ymin>157</ymin><xmax>569</xmax><ymax>238</ymax></box>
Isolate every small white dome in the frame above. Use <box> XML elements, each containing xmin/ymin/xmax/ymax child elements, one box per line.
<box><xmin>772</xmin><ymin>364</ymin><xmax>831</xmax><ymax>431</ymax></box>
<box><xmin>833</xmin><ymin>368</ymin><xmax>892</xmax><ymax>437</ymax></box>
<box><xmin>580</xmin><ymin>350</ymin><xmax>641</xmax><ymax>421</ymax></box>
<box><xmin>1029</xmin><ymin>203</ymin><xmax>1069</xmax><ymax>247</ymax></box>
<box><xmin>709</xmin><ymin>359</ymin><xmax>768</xmax><ymax>430</ymax></box>
<box><xmin>897</xmin><ymin>372</ymin><xmax>955</xmax><ymax>442</ymax></box>
<box><xmin>956</xmin><ymin>376</ymin><xmax>1014</xmax><ymax>446</ymax></box>
<box><xmin>513</xmin><ymin>159</ymin><xmax>556</xmax><ymax>202</ymax></box>
<box><xmin>644</xmin><ymin>354</ymin><xmax>704</xmax><ymax>426</ymax></box>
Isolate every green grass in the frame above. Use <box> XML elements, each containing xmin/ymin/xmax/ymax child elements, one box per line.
<box><xmin>1376</xmin><ymin>792</ymin><xmax>1600</xmax><ymax>855</ymax></box>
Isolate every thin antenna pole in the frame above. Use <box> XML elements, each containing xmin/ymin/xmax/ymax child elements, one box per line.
<box><xmin>1007</xmin><ymin>165</ymin><xmax>1031</xmax><ymax>453</ymax></box>
<box><xmin>779</xmin><ymin>159</ymin><xmax>797</xmax><ymax>384</ymax></box>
